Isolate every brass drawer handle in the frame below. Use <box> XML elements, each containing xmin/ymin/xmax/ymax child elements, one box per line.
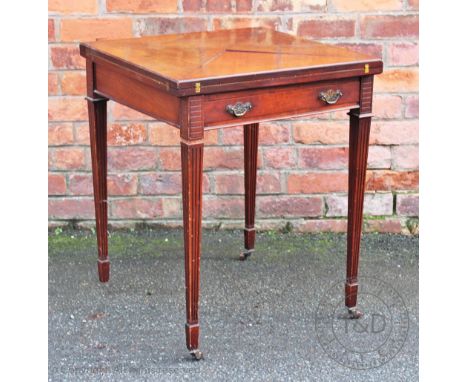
<box><xmin>226</xmin><ymin>101</ymin><xmax>253</xmax><ymax>117</ymax></box>
<box><xmin>318</xmin><ymin>89</ymin><xmax>343</xmax><ymax>105</ymax></box>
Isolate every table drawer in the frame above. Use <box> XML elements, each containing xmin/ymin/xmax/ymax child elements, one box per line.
<box><xmin>203</xmin><ymin>78</ymin><xmax>360</xmax><ymax>128</ymax></box>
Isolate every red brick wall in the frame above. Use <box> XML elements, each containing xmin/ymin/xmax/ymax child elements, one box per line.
<box><xmin>48</xmin><ymin>0</ymin><xmax>419</xmax><ymax>233</ymax></box>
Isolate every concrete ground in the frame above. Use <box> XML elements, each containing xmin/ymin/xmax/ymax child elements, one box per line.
<box><xmin>49</xmin><ymin>228</ymin><xmax>418</xmax><ymax>381</ymax></box>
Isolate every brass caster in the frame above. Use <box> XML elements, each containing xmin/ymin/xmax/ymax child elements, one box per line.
<box><xmin>190</xmin><ymin>349</ymin><xmax>203</xmax><ymax>360</ymax></box>
<box><xmin>348</xmin><ymin>307</ymin><xmax>364</xmax><ymax>319</ymax></box>
<box><xmin>239</xmin><ymin>249</ymin><xmax>254</xmax><ymax>261</ymax></box>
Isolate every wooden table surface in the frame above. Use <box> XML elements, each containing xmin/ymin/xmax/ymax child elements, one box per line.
<box><xmin>80</xmin><ymin>27</ymin><xmax>382</xmax><ymax>95</ymax></box>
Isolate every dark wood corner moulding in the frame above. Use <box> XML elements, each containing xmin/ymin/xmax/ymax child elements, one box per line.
<box><xmin>80</xmin><ymin>27</ymin><xmax>383</xmax><ymax>360</ymax></box>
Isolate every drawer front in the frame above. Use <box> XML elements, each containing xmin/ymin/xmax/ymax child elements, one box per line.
<box><xmin>203</xmin><ymin>78</ymin><xmax>360</xmax><ymax>128</ymax></box>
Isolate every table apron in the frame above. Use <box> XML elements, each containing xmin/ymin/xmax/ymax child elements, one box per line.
<box><xmin>92</xmin><ymin>59</ymin><xmax>363</xmax><ymax>131</ymax></box>
<box><xmin>202</xmin><ymin>78</ymin><xmax>360</xmax><ymax>128</ymax></box>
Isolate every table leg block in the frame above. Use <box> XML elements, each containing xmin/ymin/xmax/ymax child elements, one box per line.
<box><xmin>185</xmin><ymin>323</ymin><xmax>200</xmax><ymax>349</ymax></box>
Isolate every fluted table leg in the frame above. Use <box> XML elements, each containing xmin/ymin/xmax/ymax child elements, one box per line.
<box><xmin>86</xmin><ymin>61</ymin><xmax>109</xmax><ymax>283</ymax></box>
<box><xmin>241</xmin><ymin>123</ymin><xmax>259</xmax><ymax>260</ymax></box>
<box><xmin>345</xmin><ymin>111</ymin><xmax>371</xmax><ymax>319</ymax></box>
<box><xmin>179</xmin><ymin>96</ymin><xmax>205</xmax><ymax>360</ymax></box>
<box><xmin>345</xmin><ymin>74</ymin><xmax>375</xmax><ymax>319</ymax></box>
<box><xmin>181</xmin><ymin>139</ymin><xmax>204</xmax><ymax>360</ymax></box>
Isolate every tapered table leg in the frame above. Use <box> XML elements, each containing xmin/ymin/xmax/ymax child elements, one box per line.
<box><xmin>345</xmin><ymin>111</ymin><xmax>371</xmax><ymax>318</ymax></box>
<box><xmin>181</xmin><ymin>139</ymin><xmax>204</xmax><ymax>360</ymax></box>
<box><xmin>87</xmin><ymin>95</ymin><xmax>109</xmax><ymax>283</ymax></box>
<box><xmin>241</xmin><ymin>123</ymin><xmax>259</xmax><ymax>260</ymax></box>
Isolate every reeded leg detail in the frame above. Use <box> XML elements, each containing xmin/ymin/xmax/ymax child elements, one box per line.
<box><xmin>241</xmin><ymin>123</ymin><xmax>259</xmax><ymax>260</ymax></box>
<box><xmin>87</xmin><ymin>95</ymin><xmax>109</xmax><ymax>283</ymax></box>
<box><xmin>345</xmin><ymin>111</ymin><xmax>371</xmax><ymax>316</ymax></box>
<box><xmin>181</xmin><ymin>140</ymin><xmax>204</xmax><ymax>359</ymax></box>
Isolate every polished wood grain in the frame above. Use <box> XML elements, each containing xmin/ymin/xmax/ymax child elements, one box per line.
<box><xmin>80</xmin><ymin>27</ymin><xmax>384</xmax><ymax>358</ymax></box>
<box><xmin>94</xmin><ymin>59</ymin><xmax>180</xmax><ymax>126</ymax></box>
<box><xmin>80</xmin><ymin>28</ymin><xmax>382</xmax><ymax>96</ymax></box>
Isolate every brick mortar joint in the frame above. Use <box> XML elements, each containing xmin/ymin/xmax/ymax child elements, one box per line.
<box><xmin>49</xmin><ymin>10</ymin><xmax>419</xmax><ymax>18</ymax></box>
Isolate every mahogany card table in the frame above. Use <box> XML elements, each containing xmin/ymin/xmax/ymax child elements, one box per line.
<box><xmin>80</xmin><ymin>27</ymin><xmax>383</xmax><ymax>360</ymax></box>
